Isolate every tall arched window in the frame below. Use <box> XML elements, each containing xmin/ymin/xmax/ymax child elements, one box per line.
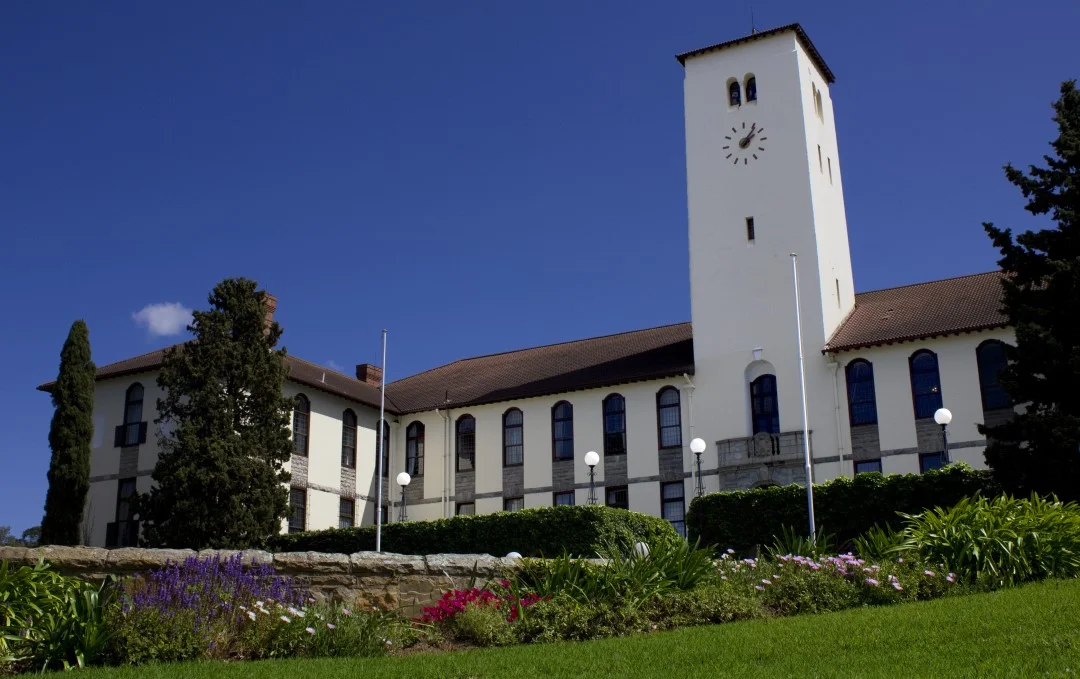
<box><xmin>503</xmin><ymin>408</ymin><xmax>524</xmax><ymax>467</ymax></box>
<box><xmin>292</xmin><ymin>394</ymin><xmax>310</xmax><ymax>456</ymax></box>
<box><xmin>552</xmin><ymin>401</ymin><xmax>574</xmax><ymax>460</ymax></box>
<box><xmin>341</xmin><ymin>409</ymin><xmax>357</xmax><ymax>468</ymax></box>
<box><xmin>909</xmin><ymin>350</ymin><xmax>943</xmax><ymax>419</ymax></box>
<box><xmin>728</xmin><ymin>80</ymin><xmax>741</xmax><ymax>107</ymax></box>
<box><xmin>381</xmin><ymin>420</ymin><xmax>391</xmax><ymax>477</ymax></box>
<box><xmin>977</xmin><ymin>340</ymin><xmax>1011</xmax><ymax>410</ymax></box>
<box><xmin>657</xmin><ymin>387</ymin><xmax>682</xmax><ymax>449</ymax></box>
<box><xmin>405</xmin><ymin>421</ymin><xmax>424</xmax><ymax>476</ymax></box>
<box><xmin>845</xmin><ymin>359</ymin><xmax>878</xmax><ymax>426</ymax></box>
<box><xmin>456</xmin><ymin>415</ymin><xmax>476</xmax><ymax>472</ymax></box>
<box><xmin>118</xmin><ymin>383</ymin><xmax>146</xmax><ymax>447</ymax></box>
<box><xmin>745</xmin><ymin>76</ymin><xmax>757</xmax><ymax>102</ymax></box>
<box><xmin>603</xmin><ymin>394</ymin><xmax>626</xmax><ymax>456</ymax></box>
<box><xmin>750</xmin><ymin>375</ymin><xmax>780</xmax><ymax>434</ymax></box>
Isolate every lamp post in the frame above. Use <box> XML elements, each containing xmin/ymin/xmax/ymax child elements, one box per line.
<box><xmin>934</xmin><ymin>408</ymin><xmax>953</xmax><ymax>464</ymax></box>
<box><xmin>396</xmin><ymin>472</ymin><xmax>411</xmax><ymax>522</ymax></box>
<box><xmin>690</xmin><ymin>437</ymin><xmax>706</xmax><ymax>497</ymax></box>
<box><xmin>584</xmin><ymin>451</ymin><xmax>600</xmax><ymax>505</ymax></box>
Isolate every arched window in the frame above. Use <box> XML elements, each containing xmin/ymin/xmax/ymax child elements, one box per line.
<box><xmin>750</xmin><ymin>375</ymin><xmax>780</xmax><ymax>434</ymax></box>
<box><xmin>552</xmin><ymin>401</ymin><xmax>574</xmax><ymax>460</ymax></box>
<box><xmin>503</xmin><ymin>408</ymin><xmax>524</xmax><ymax>467</ymax></box>
<box><xmin>341</xmin><ymin>409</ymin><xmax>357</xmax><ymax>468</ymax></box>
<box><xmin>380</xmin><ymin>419</ymin><xmax>391</xmax><ymax>477</ymax></box>
<box><xmin>745</xmin><ymin>76</ymin><xmax>757</xmax><ymax>102</ymax></box>
<box><xmin>845</xmin><ymin>359</ymin><xmax>878</xmax><ymax>426</ymax></box>
<box><xmin>456</xmin><ymin>415</ymin><xmax>476</xmax><ymax>472</ymax></box>
<box><xmin>118</xmin><ymin>383</ymin><xmax>145</xmax><ymax>447</ymax></box>
<box><xmin>292</xmin><ymin>394</ymin><xmax>310</xmax><ymax>456</ymax></box>
<box><xmin>909</xmin><ymin>350</ymin><xmax>943</xmax><ymax>419</ymax></box>
<box><xmin>602</xmin><ymin>394</ymin><xmax>626</xmax><ymax>456</ymax></box>
<box><xmin>657</xmin><ymin>387</ymin><xmax>682</xmax><ymax>449</ymax></box>
<box><xmin>977</xmin><ymin>340</ymin><xmax>1012</xmax><ymax>410</ymax></box>
<box><xmin>405</xmin><ymin>421</ymin><xmax>424</xmax><ymax>476</ymax></box>
<box><xmin>728</xmin><ymin>80</ymin><xmax>741</xmax><ymax>107</ymax></box>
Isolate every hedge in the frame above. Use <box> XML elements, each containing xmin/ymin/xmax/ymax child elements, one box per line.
<box><xmin>686</xmin><ymin>463</ymin><xmax>1000</xmax><ymax>553</ymax></box>
<box><xmin>267</xmin><ymin>505</ymin><xmax>681</xmax><ymax>557</ymax></box>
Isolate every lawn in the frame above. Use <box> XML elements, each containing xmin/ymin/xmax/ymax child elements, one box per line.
<box><xmin>83</xmin><ymin>578</ymin><xmax>1080</xmax><ymax>678</ymax></box>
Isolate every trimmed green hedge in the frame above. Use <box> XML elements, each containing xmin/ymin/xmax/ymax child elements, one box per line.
<box><xmin>268</xmin><ymin>505</ymin><xmax>681</xmax><ymax>557</ymax></box>
<box><xmin>687</xmin><ymin>463</ymin><xmax>1000</xmax><ymax>553</ymax></box>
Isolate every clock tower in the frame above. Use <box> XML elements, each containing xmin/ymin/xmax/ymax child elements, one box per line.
<box><xmin>678</xmin><ymin>24</ymin><xmax>855</xmax><ymax>486</ymax></box>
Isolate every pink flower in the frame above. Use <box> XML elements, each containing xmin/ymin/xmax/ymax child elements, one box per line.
<box><xmin>754</xmin><ymin>585</ymin><xmax>764</xmax><ymax>591</ymax></box>
<box><xmin>761</xmin><ymin>579</ymin><xmax>772</xmax><ymax>585</ymax></box>
<box><xmin>892</xmin><ymin>582</ymin><xmax>903</xmax><ymax>591</ymax></box>
<box><xmin>865</xmin><ymin>578</ymin><xmax>879</xmax><ymax>586</ymax></box>
<box><xmin>341</xmin><ymin>608</ymin><xmax>352</xmax><ymax>616</ymax></box>
<box><xmin>924</xmin><ymin>570</ymin><xmax>935</xmax><ymax>577</ymax></box>
<box><xmin>326</xmin><ymin>623</ymin><xmax>336</xmax><ymax>630</ymax></box>
<box><xmin>946</xmin><ymin>573</ymin><xmax>957</xmax><ymax>583</ymax></box>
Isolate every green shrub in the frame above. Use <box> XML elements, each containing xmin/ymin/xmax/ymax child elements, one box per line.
<box><xmin>268</xmin><ymin>505</ymin><xmax>680</xmax><ymax>557</ymax></box>
<box><xmin>0</xmin><ymin>560</ymin><xmax>115</xmax><ymax>673</ymax></box>
<box><xmin>766</xmin><ymin>525</ymin><xmax>836</xmax><ymax>559</ymax></box>
<box><xmin>899</xmin><ymin>494</ymin><xmax>1080</xmax><ymax>588</ymax></box>
<box><xmin>851</xmin><ymin>524</ymin><xmax>907</xmax><ymax>561</ymax></box>
<box><xmin>687</xmin><ymin>463</ymin><xmax>999</xmax><ymax>553</ymax></box>
<box><xmin>514</xmin><ymin>592</ymin><xmax>649</xmax><ymax>643</ymax></box>
<box><xmin>449</xmin><ymin>601</ymin><xmax>515</xmax><ymax>647</ymax></box>
<box><xmin>644</xmin><ymin>584</ymin><xmax>764</xmax><ymax>629</ymax></box>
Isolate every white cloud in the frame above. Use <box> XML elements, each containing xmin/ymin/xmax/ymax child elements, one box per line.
<box><xmin>132</xmin><ymin>302</ymin><xmax>193</xmax><ymax>337</ymax></box>
<box><xmin>327</xmin><ymin>359</ymin><xmax>344</xmax><ymax>372</ymax></box>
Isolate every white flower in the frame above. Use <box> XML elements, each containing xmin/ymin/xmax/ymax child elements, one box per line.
<box><xmin>326</xmin><ymin>623</ymin><xmax>336</xmax><ymax>630</ymax></box>
<box><xmin>255</xmin><ymin>601</ymin><xmax>264</xmax><ymax>608</ymax></box>
<box><xmin>280</xmin><ymin>615</ymin><xmax>291</xmax><ymax>623</ymax></box>
<box><xmin>305</xmin><ymin>627</ymin><xmax>316</xmax><ymax>635</ymax></box>
<box><xmin>246</xmin><ymin>611</ymin><xmax>257</xmax><ymax>621</ymax></box>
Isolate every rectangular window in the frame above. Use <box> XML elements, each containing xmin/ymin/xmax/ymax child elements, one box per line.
<box><xmin>339</xmin><ymin>498</ymin><xmax>355</xmax><ymax>529</ymax></box>
<box><xmin>552</xmin><ymin>403</ymin><xmax>574</xmax><ymax>460</ymax></box>
<box><xmin>379</xmin><ymin>505</ymin><xmax>388</xmax><ymax>524</ymax></box>
<box><xmin>503</xmin><ymin>497</ymin><xmax>524</xmax><ymax>513</ymax></box>
<box><xmin>115</xmin><ymin>478</ymin><xmax>137</xmax><ymax>522</ymax></box>
<box><xmin>745</xmin><ymin>216</ymin><xmax>755</xmax><ymax>242</ymax></box>
<box><xmin>107</xmin><ymin>478</ymin><xmax>139</xmax><ymax>548</ymax></box>
<box><xmin>817</xmin><ymin>145</ymin><xmax>823</xmax><ymax>173</ymax></box>
<box><xmin>288</xmin><ymin>488</ymin><xmax>306</xmax><ymax>534</ymax></box>
<box><xmin>605</xmin><ymin>485</ymin><xmax>629</xmax><ymax>510</ymax></box>
<box><xmin>919</xmin><ymin>452</ymin><xmax>947</xmax><ymax>474</ymax></box>
<box><xmin>661</xmin><ymin>481</ymin><xmax>686</xmax><ymax>537</ymax></box>
<box><xmin>828</xmin><ymin>157</ymin><xmax>833</xmax><ymax>184</ymax></box>
<box><xmin>854</xmin><ymin>459</ymin><xmax>883</xmax><ymax>475</ymax></box>
<box><xmin>835</xmin><ymin>278</ymin><xmax>841</xmax><ymax>307</ymax></box>
<box><xmin>553</xmin><ymin>491</ymin><xmax>575</xmax><ymax>507</ymax></box>
<box><xmin>456</xmin><ymin>502</ymin><xmax>475</xmax><ymax>516</ymax></box>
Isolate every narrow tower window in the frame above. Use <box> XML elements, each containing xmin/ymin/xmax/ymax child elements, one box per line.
<box><xmin>745</xmin><ymin>77</ymin><xmax>757</xmax><ymax>102</ymax></box>
<box><xmin>828</xmin><ymin>157</ymin><xmax>833</xmax><ymax>184</ymax></box>
<box><xmin>746</xmin><ymin>216</ymin><xmax>755</xmax><ymax>242</ymax></box>
<box><xmin>835</xmin><ymin>278</ymin><xmax>841</xmax><ymax>307</ymax></box>
<box><xmin>817</xmin><ymin>145</ymin><xmax>823</xmax><ymax>173</ymax></box>
<box><xmin>728</xmin><ymin>80</ymin><xmax>741</xmax><ymax>107</ymax></box>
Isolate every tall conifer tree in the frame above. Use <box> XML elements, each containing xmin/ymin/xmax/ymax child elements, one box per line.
<box><xmin>981</xmin><ymin>80</ymin><xmax>1080</xmax><ymax>499</ymax></box>
<box><xmin>138</xmin><ymin>278</ymin><xmax>294</xmax><ymax>548</ymax></box>
<box><xmin>41</xmin><ymin>320</ymin><xmax>96</xmax><ymax>545</ymax></box>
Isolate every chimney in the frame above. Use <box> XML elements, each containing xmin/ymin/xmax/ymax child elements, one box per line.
<box><xmin>261</xmin><ymin>293</ymin><xmax>278</xmax><ymax>331</ymax></box>
<box><xmin>355</xmin><ymin>363</ymin><xmax>383</xmax><ymax>387</ymax></box>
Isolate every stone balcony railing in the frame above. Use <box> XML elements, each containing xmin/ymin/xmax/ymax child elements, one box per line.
<box><xmin>716</xmin><ymin>430</ymin><xmax>812</xmax><ymax>467</ymax></box>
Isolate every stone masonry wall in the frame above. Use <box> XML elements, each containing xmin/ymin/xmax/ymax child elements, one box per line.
<box><xmin>0</xmin><ymin>546</ymin><xmax>520</xmax><ymax>616</ymax></box>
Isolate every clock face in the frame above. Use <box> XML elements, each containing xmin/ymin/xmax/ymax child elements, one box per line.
<box><xmin>723</xmin><ymin>121</ymin><xmax>767</xmax><ymax>166</ymax></box>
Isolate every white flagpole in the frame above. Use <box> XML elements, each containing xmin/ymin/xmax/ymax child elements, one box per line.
<box><xmin>790</xmin><ymin>254</ymin><xmax>817</xmax><ymax>541</ymax></box>
<box><xmin>375</xmin><ymin>329</ymin><xmax>387</xmax><ymax>553</ymax></box>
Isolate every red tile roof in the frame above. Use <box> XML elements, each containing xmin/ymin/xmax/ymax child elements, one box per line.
<box><xmin>676</xmin><ymin>23</ymin><xmax>836</xmax><ymax>83</ymax></box>
<box><xmin>386</xmin><ymin>323</ymin><xmax>695</xmax><ymax>414</ymax></box>
<box><xmin>824</xmin><ymin>271</ymin><xmax>1008</xmax><ymax>353</ymax></box>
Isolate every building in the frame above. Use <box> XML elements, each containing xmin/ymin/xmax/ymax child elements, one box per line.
<box><xmin>43</xmin><ymin>24</ymin><xmax>1015</xmax><ymax>547</ymax></box>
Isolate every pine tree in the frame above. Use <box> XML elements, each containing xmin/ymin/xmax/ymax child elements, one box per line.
<box><xmin>981</xmin><ymin>80</ymin><xmax>1080</xmax><ymax>500</ymax></box>
<box><xmin>138</xmin><ymin>278</ymin><xmax>294</xmax><ymax>549</ymax></box>
<box><xmin>40</xmin><ymin>320</ymin><xmax>96</xmax><ymax>545</ymax></box>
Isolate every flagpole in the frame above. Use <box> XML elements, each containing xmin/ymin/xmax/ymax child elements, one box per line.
<box><xmin>790</xmin><ymin>254</ymin><xmax>817</xmax><ymax>541</ymax></box>
<box><xmin>375</xmin><ymin>329</ymin><xmax>387</xmax><ymax>553</ymax></box>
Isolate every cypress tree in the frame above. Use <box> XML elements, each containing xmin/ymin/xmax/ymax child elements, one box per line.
<box><xmin>138</xmin><ymin>278</ymin><xmax>294</xmax><ymax>549</ymax></box>
<box><xmin>981</xmin><ymin>80</ymin><xmax>1080</xmax><ymax>500</ymax></box>
<box><xmin>40</xmin><ymin>320</ymin><xmax>96</xmax><ymax>545</ymax></box>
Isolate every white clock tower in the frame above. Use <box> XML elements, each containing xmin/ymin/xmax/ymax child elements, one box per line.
<box><xmin>678</xmin><ymin>24</ymin><xmax>855</xmax><ymax>486</ymax></box>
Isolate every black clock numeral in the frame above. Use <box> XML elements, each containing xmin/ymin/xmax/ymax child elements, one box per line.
<box><xmin>742</xmin><ymin>122</ymin><xmax>746</xmax><ymax>129</ymax></box>
<box><xmin>759</xmin><ymin>136</ymin><xmax>767</xmax><ymax>141</ymax></box>
<box><xmin>757</xmin><ymin>128</ymin><xmax>765</xmax><ymax>134</ymax></box>
<box><xmin>724</xmin><ymin>135</ymin><xmax>731</xmax><ymax>140</ymax></box>
<box><xmin>722</xmin><ymin>145</ymin><xmax>730</xmax><ymax>150</ymax></box>
<box><xmin>752</xmin><ymin>154</ymin><xmax>758</xmax><ymax>160</ymax></box>
<box><xmin>758</xmin><ymin>147</ymin><xmax>765</xmax><ymax>151</ymax></box>
<box><xmin>732</xmin><ymin>157</ymin><xmax>738</xmax><ymax>165</ymax></box>
<box><xmin>743</xmin><ymin>158</ymin><xmax>747</xmax><ymax>165</ymax></box>
<box><xmin>725</xmin><ymin>153</ymin><xmax>732</xmax><ymax>159</ymax></box>
<box><xmin>731</xmin><ymin>127</ymin><xmax>737</xmax><ymax>133</ymax></box>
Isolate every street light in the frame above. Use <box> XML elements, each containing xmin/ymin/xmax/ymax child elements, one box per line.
<box><xmin>396</xmin><ymin>472</ymin><xmax>411</xmax><ymax>522</ymax></box>
<box><xmin>690</xmin><ymin>437</ymin><xmax>707</xmax><ymax>497</ymax></box>
<box><xmin>934</xmin><ymin>407</ymin><xmax>953</xmax><ymax>464</ymax></box>
<box><xmin>583</xmin><ymin>451</ymin><xmax>600</xmax><ymax>505</ymax></box>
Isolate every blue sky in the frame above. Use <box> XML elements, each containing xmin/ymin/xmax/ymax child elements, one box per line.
<box><xmin>2</xmin><ymin>1</ymin><xmax>1076</xmax><ymax>534</ymax></box>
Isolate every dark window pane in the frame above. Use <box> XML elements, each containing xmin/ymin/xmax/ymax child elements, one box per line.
<box><xmin>457</xmin><ymin>416</ymin><xmax>476</xmax><ymax>472</ymax></box>
<box><xmin>846</xmin><ymin>360</ymin><xmax>878</xmax><ymax>426</ymax></box>
<box><xmin>751</xmin><ymin>375</ymin><xmax>780</xmax><ymax>434</ymax></box>
<box><xmin>504</xmin><ymin>409</ymin><xmax>524</xmax><ymax>466</ymax></box>
<box><xmin>552</xmin><ymin>402</ymin><xmax>574</xmax><ymax>459</ymax></box>
<box><xmin>605</xmin><ymin>486</ymin><xmax>628</xmax><ymax>510</ymax></box>
<box><xmin>661</xmin><ymin>481</ymin><xmax>686</xmax><ymax>537</ymax></box>
<box><xmin>289</xmin><ymin>488</ymin><xmax>306</xmax><ymax>533</ymax></box>
<box><xmin>909</xmin><ymin>351</ymin><xmax>943</xmax><ymax>419</ymax></box>
<box><xmin>919</xmin><ymin>452</ymin><xmax>947</xmax><ymax>473</ymax></box>
<box><xmin>456</xmin><ymin>502</ymin><xmax>475</xmax><ymax>516</ymax></box>
<box><xmin>339</xmin><ymin>499</ymin><xmax>354</xmax><ymax>529</ymax></box>
<box><xmin>657</xmin><ymin>387</ymin><xmax>682</xmax><ymax>449</ymax></box>
<box><xmin>854</xmin><ymin>459</ymin><xmax>882</xmax><ymax>474</ymax></box>
<box><xmin>977</xmin><ymin>341</ymin><xmax>1012</xmax><ymax>411</ymax></box>
<box><xmin>553</xmin><ymin>491</ymin><xmax>575</xmax><ymax>506</ymax></box>
<box><xmin>503</xmin><ymin>497</ymin><xmax>524</xmax><ymax>512</ymax></box>
<box><xmin>406</xmin><ymin>421</ymin><xmax>424</xmax><ymax>477</ymax></box>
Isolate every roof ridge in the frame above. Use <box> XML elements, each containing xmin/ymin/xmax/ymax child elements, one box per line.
<box><xmin>858</xmin><ymin>270</ymin><xmax>1002</xmax><ymax>296</ymax></box>
<box><xmin>96</xmin><ymin>342</ymin><xmax>181</xmax><ymax>370</ymax></box>
<box><xmin>388</xmin><ymin>321</ymin><xmax>692</xmax><ymax>385</ymax></box>
<box><xmin>286</xmin><ymin>354</ymin><xmax>368</xmax><ymax>384</ymax></box>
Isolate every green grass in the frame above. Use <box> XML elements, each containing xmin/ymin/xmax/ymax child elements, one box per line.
<box><xmin>83</xmin><ymin>579</ymin><xmax>1080</xmax><ymax>678</ymax></box>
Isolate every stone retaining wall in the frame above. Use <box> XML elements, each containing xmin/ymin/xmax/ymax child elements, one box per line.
<box><xmin>0</xmin><ymin>546</ymin><xmax>520</xmax><ymax>614</ymax></box>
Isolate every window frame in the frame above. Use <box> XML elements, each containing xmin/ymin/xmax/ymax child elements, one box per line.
<box><xmin>456</xmin><ymin>502</ymin><xmax>475</xmax><ymax>516</ymax></box>
<box><xmin>602</xmin><ymin>393</ymin><xmax>627</xmax><ymax>456</ymax></box>
<box><xmin>456</xmin><ymin>414</ymin><xmax>476</xmax><ymax>473</ymax></box>
<box><xmin>750</xmin><ymin>374</ymin><xmax>781</xmax><ymax>434</ymax></box>
<box><xmin>292</xmin><ymin>394</ymin><xmax>311</xmax><ymax>457</ymax></box>
<box><xmin>854</xmin><ymin>459</ymin><xmax>883</xmax><ymax>475</ymax></box>
<box><xmin>551</xmin><ymin>401</ymin><xmax>574</xmax><ymax>461</ymax></box>
<box><xmin>909</xmin><ymin>350</ymin><xmax>943</xmax><ymax>420</ymax></box>
<box><xmin>288</xmin><ymin>487</ymin><xmax>306</xmax><ymax>534</ymax></box>
<box><xmin>745</xmin><ymin>76</ymin><xmax>757</xmax><ymax>102</ymax></box>
<box><xmin>117</xmin><ymin>383</ymin><xmax>146</xmax><ymax>447</ymax></box>
<box><xmin>553</xmin><ymin>490</ymin><xmax>575</xmax><ymax>507</ymax></box>
<box><xmin>656</xmin><ymin>386</ymin><xmax>683</xmax><ymax>450</ymax></box>
<box><xmin>338</xmin><ymin>498</ymin><xmax>355</xmax><ymax>529</ymax></box>
<box><xmin>405</xmin><ymin>421</ymin><xmax>424</xmax><ymax>477</ymax></box>
<box><xmin>728</xmin><ymin>79</ymin><xmax>741</xmax><ymax>107</ymax></box>
<box><xmin>503</xmin><ymin>408</ymin><xmax>524</xmax><ymax>467</ymax></box>
<box><xmin>845</xmin><ymin>359</ymin><xmax>879</xmax><ymax>426</ymax></box>
<box><xmin>341</xmin><ymin>408</ymin><xmax>357</xmax><ymax>468</ymax></box>
<box><xmin>919</xmin><ymin>451</ymin><xmax>947</xmax><ymax>474</ymax></box>
<box><xmin>976</xmin><ymin>340</ymin><xmax>1012</xmax><ymax>411</ymax></box>
<box><xmin>660</xmin><ymin>481</ymin><xmax>686</xmax><ymax>537</ymax></box>
<box><xmin>605</xmin><ymin>485</ymin><xmax>629</xmax><ymax>510</ymax></box>
<box><xmin>503</xmin><ymin>496</ymin><xmax>524</xmax><ymax>513</ymax></box>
